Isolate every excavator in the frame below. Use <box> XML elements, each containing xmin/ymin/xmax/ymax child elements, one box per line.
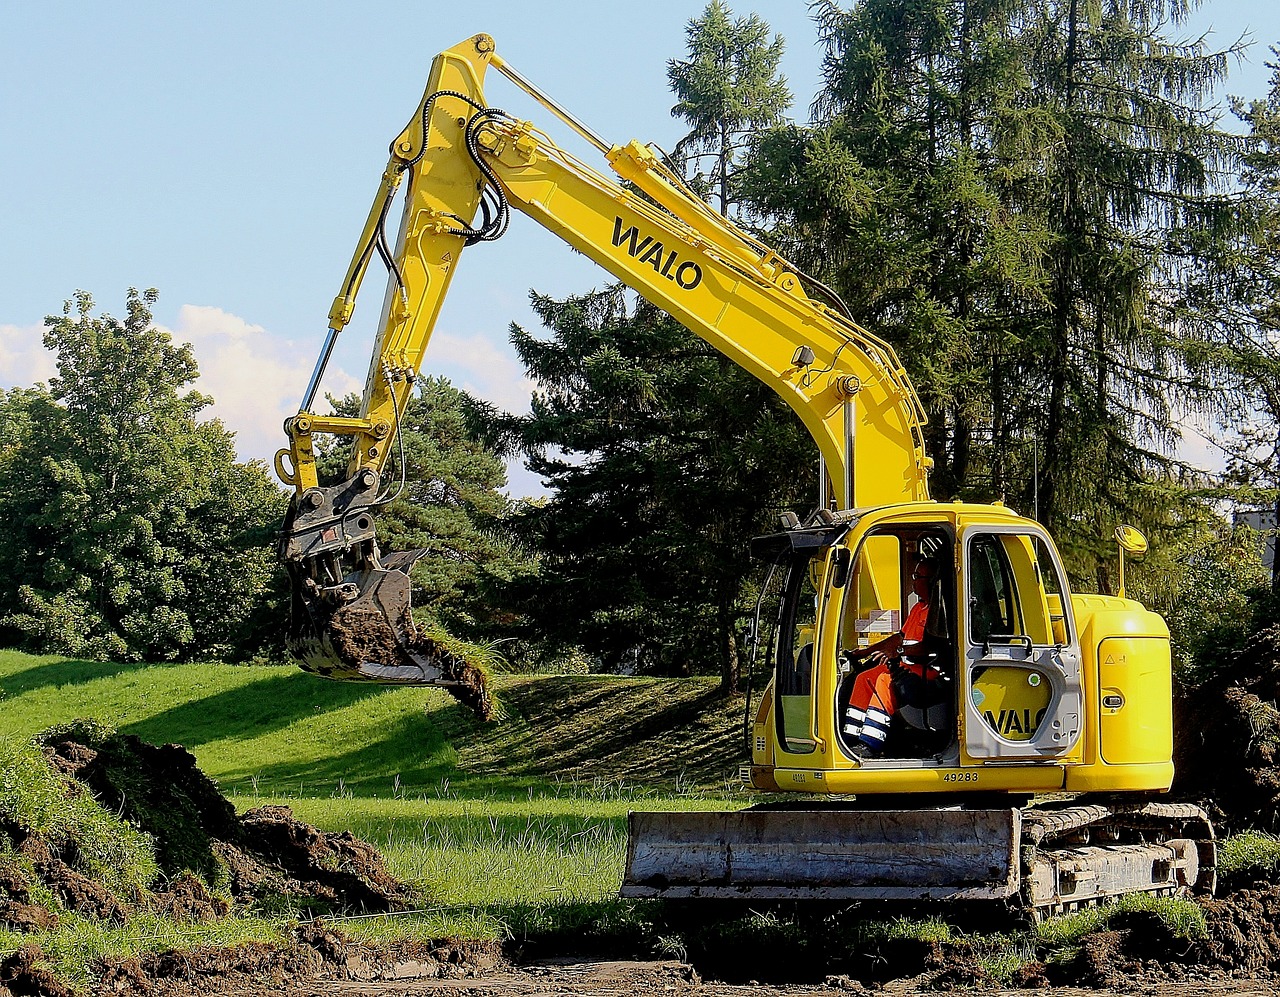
<box><xmin>274</xmin><ymin>33</ymin><xmax>1216</xmax><ymax>917</ymax></box>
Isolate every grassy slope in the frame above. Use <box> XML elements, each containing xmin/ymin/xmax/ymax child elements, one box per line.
<box><xmin>0</xmin><ymin>650</ymin><xmax>748</xmax><ymax>926</ymax></box>
<box><xmin>0</xmin><ymin>651</ymin><xmax>746</xmax><ymax>798</ymax></box>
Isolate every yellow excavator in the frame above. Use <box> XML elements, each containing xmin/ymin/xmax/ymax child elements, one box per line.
<box><xmin>275</xmin><ymin>33</ymin><xmax>1215</xmax><ymax>915</ymax></box>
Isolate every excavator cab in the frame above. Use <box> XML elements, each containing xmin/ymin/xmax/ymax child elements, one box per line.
<box><xmin>832</xmin><ymin>525</ymin><xmax>957</xmax><ymax>759</ymax></box>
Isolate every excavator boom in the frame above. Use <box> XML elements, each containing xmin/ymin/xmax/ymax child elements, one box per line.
<box><xmin>276</xmin><ymin>33</ymin><xmax>930</xmax><ymax>687</ymax></box>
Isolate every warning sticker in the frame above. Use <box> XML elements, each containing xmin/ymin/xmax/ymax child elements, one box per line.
<box><xmin>856</xmin><ymin>610</ymin><xmax>899</xmax><ymax>634</ymax></box>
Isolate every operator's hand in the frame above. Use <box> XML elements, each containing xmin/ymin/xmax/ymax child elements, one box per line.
<box><xmin>863</xmin><ymin>650</ymin><xmax>889</xmax><ymax>667</ymax></box>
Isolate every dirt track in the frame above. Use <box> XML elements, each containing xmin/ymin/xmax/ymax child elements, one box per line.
<box><xmin>281</xmin><ymin>959</ymin><xmax>1272</xmax><ymax>997</ymax></box>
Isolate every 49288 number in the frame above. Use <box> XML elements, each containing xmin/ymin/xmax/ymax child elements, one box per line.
<box><xmin>943</xmin><ymin>771</ymin><xmax>979</xmax><ymax>783</ymax></box>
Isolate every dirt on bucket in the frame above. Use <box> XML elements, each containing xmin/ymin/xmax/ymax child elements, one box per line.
<box><xmin>327</xmin><ymin>607</ymin><xmax>494</xmax><ymax>721</ymax></box>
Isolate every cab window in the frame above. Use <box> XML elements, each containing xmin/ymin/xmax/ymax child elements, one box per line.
<box><xmin>774</xmin><ymin>552</ymin><xmax>819</xmax><ymax>754</ymax></box>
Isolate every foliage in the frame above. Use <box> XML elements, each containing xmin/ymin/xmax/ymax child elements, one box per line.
<box><xmin>315</xmin><ymin>377</ymin><xmax>536</xmax><ymax>641</ymax></box>
<box><xmin>0</xmin><ymin>290</ymin><xmax>285</xmax><ymax>662</ymax></box>
<box><xmin>667</xmin><ymin>0</ymin><xmax>791</xmax><ymax>215</ymax></box>
<box><xmin>480</xmin><ymin>287</ymin><xmax>813</xmax><ymax>690</ymax></box>
<box><xmin>1180</xmin><ymin>49</ymin><xmax>1280</xmax><ymax>594</ymax></box>
<box><xmin>1131</xmin><ymin>521</ymin><xmax>1271</xmax><ymax>681</ymax></box>
<box><xmin>744</xmin><ymin>0</ymin><xmax>1246</xmax><ymax>585</ymax></box>
<box><xmin>1219</xmin><ymin>830</ymin><xmax>1280</xmax><ymax>883</ymax></box>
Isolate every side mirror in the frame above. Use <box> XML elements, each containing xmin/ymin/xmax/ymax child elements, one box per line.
<box><xmin>1114</xmin><ymin>524</ymin><xmax>1148</xmax><ymax>598</ymax></box>
<box><xmin>831</xmin><ymin>546</ymin><xmax>852</xmax><ymax>589</ymax></box>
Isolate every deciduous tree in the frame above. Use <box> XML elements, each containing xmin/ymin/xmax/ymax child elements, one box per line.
<box><xmin>0</xmin><ymin>290</ymin><xmax>283</xmax><ymax>661</ymax></box>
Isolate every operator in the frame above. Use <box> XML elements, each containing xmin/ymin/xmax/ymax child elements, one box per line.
<box><xmin>842</xmin><ymin>556</ymin><xmax>938</xmax><ymax>755</ymax></box>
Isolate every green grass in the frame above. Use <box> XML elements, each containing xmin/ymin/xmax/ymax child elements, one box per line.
<box><xmin>1034</xmin><ymin>892</ymin><xmax>1207</xmax><ymax>947</ymax></box>
<box><xmin>0</xmin><ymin>739</ymin><xmax>159</xmax><ymax>899</ymax></box>
<box><xmin>0</xmin><ymin>649</ymin><xmax>749</xmax><ymax>971</ymax></box>
<box><xmin>0</xmin><ymin>651</ymin><xmax>746</xmax><ymax>799</ymax></box>
<box><xmin>0</xmin><ymin>648</ymin><xmax>1234</xmax><ymax>987</ymax></box>
<box><xmin>1219</xmin><ymin>830</ymin><xmax>1280</xmax><ymax>884</ymax></box>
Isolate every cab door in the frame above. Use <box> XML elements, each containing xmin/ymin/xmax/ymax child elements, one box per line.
<box><xmin>773</xmin><ymin>543</ymin><xmax>848</xmax><ymax>758</ymax></box>
<box><xmin>961</xmin><ymin>526</ymin><xmax>1082</xmax><ymax>760</ymax></box>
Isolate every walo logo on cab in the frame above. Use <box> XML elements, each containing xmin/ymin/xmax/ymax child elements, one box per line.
<box><xmin>611</xmin><ymin>217</ymin><xmax>703</xmax><ymax>290</ymax></box>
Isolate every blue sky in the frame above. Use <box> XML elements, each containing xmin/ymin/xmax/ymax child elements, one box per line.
<box><xmin>1</xmin><ymin>1</ymin><xmax>1273</xmax><ymax>495</ymax></box>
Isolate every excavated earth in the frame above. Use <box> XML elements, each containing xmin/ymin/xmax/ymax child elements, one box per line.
<box><xmin>327</xmin><ymin>608</ymin><xmax>494</xmax><ymax>721</ymax></box>
<box><xmin>0</xmin><ymin>732</ymin><xmax>507</xmax><ymax>997</ymax></box>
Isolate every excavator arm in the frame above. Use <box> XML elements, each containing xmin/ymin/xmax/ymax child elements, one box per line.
<box><xmin>275</xmin><ymin>33</ymin><xmax>931</xmax><ymax>685</ymax></box>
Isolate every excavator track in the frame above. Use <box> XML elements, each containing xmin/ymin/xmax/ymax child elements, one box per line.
<box><xmin>621</xmin><ymin>800</ymin><xmax>1215</xmax><ymax>912</ymax></box>
<box><xmin>1019</xmin><ymin>800</ymin><xmax>1215</xmax><ymax>916</ymax></box>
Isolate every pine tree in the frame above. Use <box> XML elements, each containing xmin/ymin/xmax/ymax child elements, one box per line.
<box><xmin>746</xmin><ymin>0</ymin><xmax>1244</xmax><ymax>582</ymax></box>
<box><xmin>1182</xmin><ymin>48</ymin><xmax>1280</xmax><ymax>593</ymax></box>
<box><xmin>668</xmin><ymin>0</ymin><xmax>792</xmax><ymax>215</ymax></box>
<box><xmin>1015</xmin><ymin>0</ymin><xmax>1245</xmax><ymax>563</ymax></box>
<box><xmin>488</xmin><ymin>286</ymin><xmax>813</xmax><ymax>691</ymax></box>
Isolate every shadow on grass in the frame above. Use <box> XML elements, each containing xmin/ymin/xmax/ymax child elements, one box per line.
<box><xmin>434</xmin><ymin>676</ymin><xmax>744</xmax><ymax>789</ymax></box>
<box><xmin>190</xmin><ymin>706</ymin><xmax>459</xmax><ymax>797</ymax></box>
<box><xmin>119</xmin><ymin>670</ymin><xmax>386</xmax><ymax>748</ymax></box>
<box><xmin>0</xmin><ymin>653</ymin><xmax>185</xmax><ymax>696</ymax></box>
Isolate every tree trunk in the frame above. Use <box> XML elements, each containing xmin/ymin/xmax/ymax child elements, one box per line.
<box><xmin>717</xmin><ymin>591</ymin><xmax>739</xmax><ymax>696</ymax></box>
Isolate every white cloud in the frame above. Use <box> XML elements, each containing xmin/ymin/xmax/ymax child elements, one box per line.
<box><xmin>163</xmin><ymin>304</ymin><xmax>362</xmax><ymax>466</ymax></box>
<box><xmin>0</xmin><ymin>322</ymin><xmax>57</xmax><ymax>387</ymax></box>
<box><xmin>426</xmin><ymin>330</ymin><xmax>536</xmax><ymax>414</ymax></box>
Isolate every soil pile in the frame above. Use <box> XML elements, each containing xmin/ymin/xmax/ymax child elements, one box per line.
<box><xmin>38</xmin><ymin>730</ymin><xmax>413</xmax><ymax>917</ymax></box>
<box><xmin>1173</xmin><ymin>623</ymin><xmax>1280</xmax><ymax>831</ymax></box>
<box><xmin>94</xmin><ymin>926</ymin><xmax>500</xmax><ymax>996</ymax></box>
<box><xmin>0</xmin><ymin>728</ymin><xmax>415</xmax><ymax>942</ymax></box>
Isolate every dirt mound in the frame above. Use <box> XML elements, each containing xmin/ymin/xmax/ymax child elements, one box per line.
<box><xmin>87</xmin><ymin>925</ymin><xmax>500</xmax><ymax>996</ymax></box>
<box><xmin>0</xmin><ymin>731</ymin><xmax>414</xmax><ymax>936</ymax></box>
<box><xmin>223</xmin><ymin>805</ymin><xmax>410</xmax><ymax>915</ymax></box>
<box><xmin>0</xmin><ymin>943</ymin><xmax>74</xmax><ymax>997</ymax></box>
<box><xmin>43</xmin><ymin>730</ymin><xmax>239</xmax><ymax>883</ymax></box>
<box><xmin>1173</xmin><ymin>623</ymin><xmax>1280</xmax><ymax>832</ymax></box>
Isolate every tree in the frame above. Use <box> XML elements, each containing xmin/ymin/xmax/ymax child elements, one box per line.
<box><xmin>745</xmin><ymin>0</ymin><xmax>1245</xmax><ymax>584</ymax></box>
<box><xmin>316</xmin><ymin>377</ymin><xmax>536</xmax><ymax>640</ymax></box>
<box><xmin>1194</xmin><ymin>48</ymin><xmax>1280</xmax><ymax>594</ymax></box>
<box><xmin>486</xmin><ymin>286</ymin><xmax>813</xmax><ymax>693</ymax></box>
<box><xmin>1014</xmin><ymin>0</ymin><xmax>1244</xmax><ymax>562</ymax></box>
<box><xmin>667</xmin><ymin>0</ymin><xmax>792</xmax><ymax>215</ymax></box>
<box><xmin>0</xmin><ymin>290</ymin><xmax>284</xmax><ymax>661</ymax></box>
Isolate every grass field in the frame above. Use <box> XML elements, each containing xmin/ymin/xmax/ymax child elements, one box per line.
<box><xmin>0</xmin><ymin>648</ymin><xmax>1239</xmax><ymax>985</ymax></box>
<box><xmin>0</xmin><ymin>649</ymin><xmax>749</xmax><ymax>941</ymax></box>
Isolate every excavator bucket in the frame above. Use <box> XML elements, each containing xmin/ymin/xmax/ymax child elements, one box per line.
<box><xmin>280</xmin><ymin>478</ymin><xmax>494</xmax><ymax>717</ymax></box>
<box><xmin>287</xmin><ymin>553</ymin><xmax>449</xmax><ymax>684</ymax></box>
<box><xmin>285</xmin><ymin>554</ymin><xmax>495</xmax><ymax>720</ymax></box>
<box><xmin>622</xmin><ymin>808</ymin><xmax>1021</xmax><ymax>900</ymax></box>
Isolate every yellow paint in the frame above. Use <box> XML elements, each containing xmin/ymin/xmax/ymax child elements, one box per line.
<box><xmin>1097</xmin><ymin>636</ymin><xmax>1172</xmax><ymax>765</ymax></box>
<box><xmin>971</xmin><ymin>666</ymin><xmax>1053</xmax><ymax>742</ymax></box>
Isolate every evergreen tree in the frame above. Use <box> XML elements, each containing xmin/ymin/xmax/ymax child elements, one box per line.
<box><xmin>0</xmin><ymin>290</ymin><xmax>283</xmax><ymax>661</ymax></box>
<box><xmin>1015</xmin><ymin>0</ymin><xmax>1244</xmax><ymax>564</ymax></box>
<box><xmin>489</xmin><ymin>287</ymin><xmax>813</xmax><ymax>692</ymax></box>
<box><xmin>668</xmin><ymin>0</ymin><xmax>792</xmax><ymax>215</ymax></box>
<box><xmin>746</xmin><ymin>0</ymin><xmax>1244</xmax><ymax>582</ymax></box>
<box><xmin>1183</xmin><ymin>48</ymin><xmax>1280</xmax><ymax>592</ymax></box>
